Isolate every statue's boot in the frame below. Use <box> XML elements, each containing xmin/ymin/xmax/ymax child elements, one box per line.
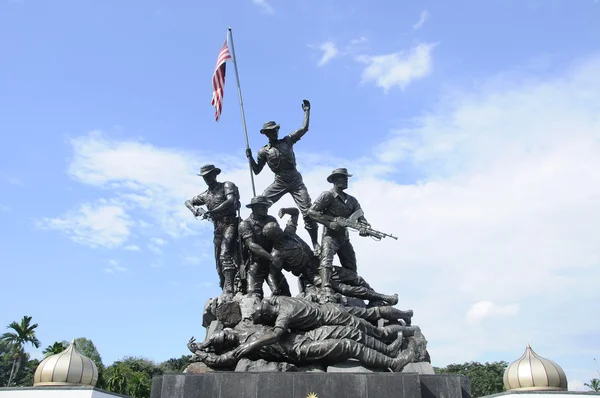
<box><xmin>391</xmin><ymin>336</ymin><xmax>428</xmax><ymax>371</ymax></box>
<box><xmin>380</xmin><ymin>324</ymin><xmax>405</xmax><ymax>344</ymax></box>
<box><xmin>305</xmin><ymin>221</ymin><xmax>320</xmax><ymax>252</ymax></box>
<box><xmin>319</xmin><ymin>267</ymin><xmax>335</xmax><ymax>295</ymax></box>
<box><xmin>368</xmin><ymin>292</ymin><xmax>399</xmax><ymax>306</ymax></box>
<box><xmin>389</xmin><ymin>332</ymin><xmax>405</xmax><ymax>357</ymax></box>
<box><xmin>358</xmin><ymin>333</ymin><xmax>399</xmax><ymax>357</ymax></box>
<box><xmin>222</xmin><ymin>268</ymin><xmax>236</xmax><ymax>297</ymax></box>
<box><xmin>378</xmin><ymin>307</ymin><xmax>414</xmax><ymax>325</ymax></box>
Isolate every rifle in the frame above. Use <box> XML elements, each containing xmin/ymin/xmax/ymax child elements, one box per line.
<box><xmin>236</xmin><ymin>209</ymin><xmax>247</xmax><ymax>282</ymax></box>
<box><xmin>326</xmin><ymin>209</ymin><xmax>398</xmax><ymax>241</ymax></box>
<box><xmin>192</xmin><ymin>207</ymin><xmax>213</xmax><ymax>221</ymax></box>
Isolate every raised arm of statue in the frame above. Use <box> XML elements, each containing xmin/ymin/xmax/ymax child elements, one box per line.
<box><xmin>288</xmin><ymin>99</ymin><xmax>310</xmax><ymax>143</ymax></box>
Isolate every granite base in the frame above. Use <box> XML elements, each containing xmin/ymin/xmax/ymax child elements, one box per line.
<box><xmin>151</xmin><ymin>372</ymin><xmax>470</xmax><ymax>398</ymax></box>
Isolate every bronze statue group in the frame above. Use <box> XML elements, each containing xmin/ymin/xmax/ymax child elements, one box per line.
<box><xmin>184</xmin><ymin>100</ymin><xmax>428</xmax><ymax>372</ymax></box>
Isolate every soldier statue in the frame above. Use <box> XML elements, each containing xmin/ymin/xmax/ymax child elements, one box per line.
<box><xmin>187</xmin><ymin>324</ymin><xmax>426</xmax><ymax>372</ymax></box>
<box><xmin>185</xmin><ymin>164</ymin><xmax>241</xmax><ymax>297</ymax></box>
<box><xmin>262</xmin><ymin>207</ymin><xmax>399</xmax><ymax>306</ymax></box>
<box><xmin>245</xmin><ymin>99</ymin><xmax>320</xmax><ymax>252</ymax></box>
<box><xmin>308</xmin><ymin>168</ymin><xmax>371</xmax><ymax>292</ymax></box>
<box><xmin>238</xmin><ymin>196</ymin><xmax>291</xmax><ymax>298</ymax></box>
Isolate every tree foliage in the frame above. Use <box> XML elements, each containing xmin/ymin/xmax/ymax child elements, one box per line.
<box><xmin>0</xmin><ymin>340</ymin><xmax>38</xmax><ymax>387</ymax></box>
<box><xmin>104</xmin><ymin>356</ymin><xmax>162</xmax><ymax>398</ymax></box>
<box><xmin>0</xmin><ymin>317</ymin><xmax>194</xmax><ymax>396</ymax></box>
<box><xmin>435</xmin><ymin>361</ymin><xmax>508</xmax><ymax>398</ymax></box>
<box><xmin>43</xmin><ymin>341</ymin><xmax>66</xmax><ymax>357</ymax></box>
<box><xmin>585</xmin><ymin>378</ymin><xmax>600</xmax><ymax>392</ymax></box>
<box><xmin>1</xmin><ymin>315</ymin><xmax>40</xmax><ymax>387</ymax></box>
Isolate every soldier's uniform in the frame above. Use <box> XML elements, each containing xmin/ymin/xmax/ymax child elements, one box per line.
<box><xmin>265</xmin><ymin>296</ymin><xmax>387</xmax><ymax>340</ymax></box>
<box><xmin>238</xmin><ymin>198</ymin><xmax>291</xmax><ymax>298</ymax></box>
<box><xmin>310</xmin><ymin>188</ymin><xmax>364</xmax><ymax>272</ymax></box>
<box><xmin>189</xmin><ymin>180</ymin><xmax>240</xmax><ymax>294</ymax></box>
<box><xmin>195</xmin><ymin>324</ymin><xmax>411</xmax><ymax>371</ymax></box>
<box><xmin>255</xmin><ymin>125</ymin><xmax>319</xmax><ymax>244</ymax></box>
<box><xmin>266</xmin><ymin>215</ymin><xmax>397</xmax><ymax>305</ymax></box>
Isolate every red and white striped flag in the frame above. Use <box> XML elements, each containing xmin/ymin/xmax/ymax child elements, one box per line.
<box><xmin>211</xmin><ymin>37</ymin><xmax>232</xmax><ymax>122</ymax></box>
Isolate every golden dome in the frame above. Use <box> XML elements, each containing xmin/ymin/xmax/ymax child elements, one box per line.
<box><xmin>503</xmin><ymin>344</ymin><xmax>567</xmax><ymax>391</ymax></box>
<box><xmin>33</xmin><ymin>339</ymin><xmax>98</xmax><ymax>387</ymax></box>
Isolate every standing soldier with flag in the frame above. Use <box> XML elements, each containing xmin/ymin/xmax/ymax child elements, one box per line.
<box><xmin>245</xmin><ymin>100</ymin><xmax>320</xmax><ymax>253</ymax></box>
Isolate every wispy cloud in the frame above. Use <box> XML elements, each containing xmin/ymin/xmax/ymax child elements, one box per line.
<box><xmin>124</xmin><ymin>244</ymin><xmax>140</xmax><ymax>251</ymax></box>
<box><xmin>148</xmin><ymin>243</ymin><xmax>163</xmax><ymax>255</ymax></box>
<box><xmin>316</xmin><ymin>41</ymin><xmax>339</xmax><ymax>66</ymax></box>
<box><xmin>252</xmin><ymin>0</ymin><xmax>274</xmax><ymax>15</ymax></box>
<box><xmin>105</xmin><ymin>259</ymin><xmax>128</xmax><ymax>274</ymax></box>
<box><xmin>413</xmin><ymin>10</ymin><xmax>429</xmax><ymax>30</ymax></box>
<box><xmin>151</xmin><ymin>237</ymin><xmax>167</xmax><ymax>246</ymax></box>
<box><xmin>37</xmin><ymin>199</ymin><xmax>133</xmax><ymax>248</ymax></box>
<box><xmin>182</xmin><ymin>255</ymin><xmax>202</xmax><ymax>266</ymax></box>
<box><xmin>1</xmin><ymin>174</ymin><xmax>24</xmax><ymax>186</ymax></box>
<box><xmin>466</xmin><ymin>301</ymin><xmax>520</xmax><ymax>325</ymax></box>
<box><xmin>356</xmin><ymin>42</ymin><xmax>437</xmax><ymax>92</ymax></box>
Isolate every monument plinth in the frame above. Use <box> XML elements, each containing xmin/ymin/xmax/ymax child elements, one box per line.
<box><xmin>150</xmin><ymin>372</ymin><xmax>471</xmax><ymax>398</ymax></box>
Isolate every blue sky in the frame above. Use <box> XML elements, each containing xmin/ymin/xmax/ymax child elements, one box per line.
<box><xmin>1</xmin><ymin>0</ymin><xmax>600</xmax><ymax>390</ymax></box>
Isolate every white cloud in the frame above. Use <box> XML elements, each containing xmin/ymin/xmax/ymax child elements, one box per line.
<box><xmin>7</xmin><ymin>177</ymin><xmax>24</xmax><ymax>186</ymax></box>
<box><xmin>357</xmin><ymin>42</ymin><xmax>436</xmax><ymax>92</ymax></box>
<box><xmin>466</xmin><ymin>301</ymin><xmax>520</xmax><ymax>325</ymax></box>
<box><xmin>413</xmin><ymin>10</ymin><xmax>429</xmax><ymax>30</ymax></box>
<box><xmin>124</xmin><ymin>245</ymin><xmax>140</xmax><ymax>251</ymax></box>
<box><xmin>349</xmin><ymin>37</ymin><xmax>367</xmax><ymax>46</ymax></box>
<box><xmin>569</xmin><ymin>380</ymin><xmax>586</xmax><ymax>391</ymax></box>
<box><xmin>151</xmin><ymin>237</ymin><xmax>167</xmax><ymax>246</ymax></box>
<box><xmin>37</xmin><ymin>199</ymin><xmax>133</xmax><ymax>248</ymax></box>
<box><xmin>0</xmin><ymin>204</ymin><xmax>9</xmax><ymax>212</ymax></box>
<box><xmin>148</xmin><ymin>244</ymin><xmax>163</xmax><ymax>255</ymax></box>
<box><xmin>317</xmin><ymin>41</ymin><xmax>339</xmax><ymax>66</ymax></box>
<box><xmin>182</xmin><ymin>255</ymin><xmax>202</xmax><ymax>266</ymax></box>
<box><xmin>252</xmin><ymin>0</ymin><xmax>274</xmax><ymax>15</ymax></box>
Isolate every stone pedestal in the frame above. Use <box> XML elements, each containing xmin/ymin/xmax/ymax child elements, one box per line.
<box><xmin>150</xmin><ymin>372</ymin><xmax>470</xmax><ymax>398</ymax></box>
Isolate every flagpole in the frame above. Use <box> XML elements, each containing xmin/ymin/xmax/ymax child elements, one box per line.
<box><xmin>227</xmin><ymin>27</ymin><xmax>256</xmax><ymax>197</ymax></box>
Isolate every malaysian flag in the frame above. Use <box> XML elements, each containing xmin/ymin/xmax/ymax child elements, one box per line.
<box><xmin>211</xmin><ymin>37</ymin><xmax>232</xmax><ymax>122</ymax></box>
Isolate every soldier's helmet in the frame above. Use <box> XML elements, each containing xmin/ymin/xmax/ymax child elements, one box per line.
<box><xmin>263</xmin><ymin>222</ymin><xmax>284</xmax><ymax>242</ymax></box>
<box><xmin>252</xmin><ymin>299</ymin><xmax>272</xmax><ymax>323</ymax></box>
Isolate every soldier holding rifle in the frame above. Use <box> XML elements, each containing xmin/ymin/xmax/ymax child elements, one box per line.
<box><xmin>308</xmin><ymin>168</ymin><xmax>396</xmax><ymax>292</ymax></box>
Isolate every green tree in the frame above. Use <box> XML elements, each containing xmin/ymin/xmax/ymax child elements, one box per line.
<box><xmin>105</xmin><ymin>366</ymin><xmax>127</xmax><ymax>394</ymax></box>
<box><xmin>0</xmin><ymin>340</ymin><xmax>15</xmax><ymax>386</ymax></box>
<box><xmin>160</xmin><ymin>355</ymin><xmax>192</xmax><ymax>373</ymax></box>
<box><xmin>105</xmin><ymin>356</ymin><xmax>163</xmax><ymax>398</ymax></box>
<box><xmin>585</xmin><ymin>378</ymin><xmax>600</xmax><ymax>392</ymax></box>
<box><xmin>42</xmin><ymin>342</ymin><xmax>66</xmax><ymax>357</ymax></box>
<box><xmin>435</xmin><ymin>361</ymin><xmax>508</xmax><ymax>398</ymax></box>
<box><xmin>13</xmin><ymin>357</ymin><xmax>39</xmax><ymax>387</ymax></box>
<box><xmin>0</xmin><ymin>340</ymin><xmax>39</xmax><ymax>387</ymax></box>
<box><xmin>1</xmin><ymin>316</ymin><xmax>40</xmax><ymax>387</ymax></box>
